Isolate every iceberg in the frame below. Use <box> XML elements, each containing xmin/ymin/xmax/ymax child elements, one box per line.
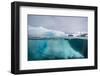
<box><xmin>28</xmin><ymin>26</ymin><xmax>87</xmax><ymax>60</ymax></box>
<box><xmin>28</xmin><ymin>26</ymin><xmax>66</xmax><ymax>39</ymax></box>
<box><xmin>28</xmin><ymin>26</ymin><xmax>49</xmax><ymax>38</ymax></box>
<box><xmin>28</xmin><ymin>38</ymin><xmax>84</xmax><ymax>60</ymax></box>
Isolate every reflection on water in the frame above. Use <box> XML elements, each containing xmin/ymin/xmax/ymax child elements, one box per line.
<box><xmin>28</xmin><ymin>38</ymin><xmax>88</xmax><ymax>61</ymax></box>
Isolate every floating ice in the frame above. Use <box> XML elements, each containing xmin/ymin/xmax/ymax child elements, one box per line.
<box><xmin>28</xmin><ymin>26</ymin><xmax>66</xmax><ymax>39</ymax></box>
<box><xmin>28</xmin><ymin>26</ymin><xmax>87</xmax><ymax>60</ymax></box>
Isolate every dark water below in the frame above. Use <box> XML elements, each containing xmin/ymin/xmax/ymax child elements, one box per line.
<box><xmin>28</xmin><ymin>38</ymin><xmax>88</xmax><ymax>61</ymax></box>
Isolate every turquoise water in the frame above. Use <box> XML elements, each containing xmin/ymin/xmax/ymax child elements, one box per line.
<box><xmin>28</xmin><ymin>38</ymin><xmax>88</xmax><ymax>61</ymax></box>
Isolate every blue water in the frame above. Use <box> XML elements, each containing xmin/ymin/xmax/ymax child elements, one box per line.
<box><xmin>28</xmin><ymin>38</ymin><xmax>88</xmax><ymax>61</ymax></box>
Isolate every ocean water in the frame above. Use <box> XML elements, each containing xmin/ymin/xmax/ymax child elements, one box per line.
<box><xmin>28</xmin><ymin>38</ymin><xmax>88</xmax><ymax>61</ymax></box>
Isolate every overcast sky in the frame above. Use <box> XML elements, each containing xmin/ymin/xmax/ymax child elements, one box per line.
<box><xmin>28</xmin><ymin>15</ymin><xmax>88</xmax><ymax>33</ymax></box>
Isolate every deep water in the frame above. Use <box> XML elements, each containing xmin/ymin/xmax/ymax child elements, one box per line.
<box><xmin>28</xmin><ymin>38</ymin><xmax>88</xmax><ymax>61</ymax></box>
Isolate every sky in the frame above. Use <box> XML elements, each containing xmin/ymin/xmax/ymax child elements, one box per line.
<box><xmin>28</xmin><ymin>15</ymin><xmax>88</xmax><ymax>33</ymax></box>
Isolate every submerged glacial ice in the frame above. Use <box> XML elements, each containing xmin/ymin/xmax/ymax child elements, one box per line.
<box><xmin>28</xmin><ymin>38</ymin><xmax>87</xmax><ymax>61</ymax></box>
